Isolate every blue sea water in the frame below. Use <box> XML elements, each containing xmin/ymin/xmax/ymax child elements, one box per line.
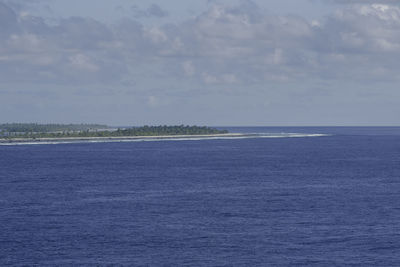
<box><xmin>1</xmin><ymin>127</ymin><xmax>400</xmax><ymax>266</ymax></box>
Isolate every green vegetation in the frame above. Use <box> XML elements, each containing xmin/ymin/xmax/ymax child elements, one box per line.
<box><xmin>114</xmin><ymin>125</ymin><xmax>228</xmax><ymax>136</ymax></box>
<box><xmin>0</xmin><ymin>123</ymin><xmax>108</xmax><ymax>133</ymax></box>
<box><xmin>0</xmin><ymin>124</ymin><xmax>228</xmax><ymax>139</ymax></box>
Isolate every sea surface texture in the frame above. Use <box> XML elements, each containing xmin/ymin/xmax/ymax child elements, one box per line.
<box><xmin>1</xmin><ymin>127</ymin><xmax>400</xmax><ymax>266</ymax></box>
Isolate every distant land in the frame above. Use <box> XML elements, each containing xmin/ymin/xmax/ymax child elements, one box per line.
<box><xmin>0</xmin><ymin>123</ymin><xmax>109</xmax><ymax>134</ymax></box>
<box><xmin>0</xmin><ymin>123</ymin><xmax>229</xmax><ymax>141</ymax></box>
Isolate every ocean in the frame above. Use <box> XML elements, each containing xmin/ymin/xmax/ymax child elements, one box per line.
<box><xmin>1</xmin><ymin>127</ymin><xmax>400</xmax><ymax>266</ymax></box>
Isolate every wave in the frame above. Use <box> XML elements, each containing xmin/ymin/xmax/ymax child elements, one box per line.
<box><xmin>0</xmin><ymin>133</ymin><xmax>330</xmax><ymax>146</ymax></box>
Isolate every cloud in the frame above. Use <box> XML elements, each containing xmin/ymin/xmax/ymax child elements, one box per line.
<box><xmin>1</xmin><ymin>1</ymin><xmax>400</xmax><ymax>125</ymax></box>
<box><xmin>325</xmin><ymin>0</ymin><xmax>400</xmax><ymax>4</ymax></box>
<box><xmin>147</xmin><ymin>4</ymin><xmax>168</xmax><ymax>18</ymax></box>
<box><xmin>0</xmin><ymin>0</ymin><xmax>52</xmax><ymax>17</ymax></box>
<box><xmin>1</xmin><ymin>1</ymin><xmax>400</xmax><ymax>91</ymax></box>
<box><xmin>323</xmin><ymin>4</ymin><xmax>400</xmax><ymax>53</ymax></box>
<box><xmin>131</xmin><ymin>3</ymin><xmax>168</xmax><ymax>18</ymax></box>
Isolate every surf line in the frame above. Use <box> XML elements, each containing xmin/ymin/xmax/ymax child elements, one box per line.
<box><xmin>0</xmin><ymin>133</ymin><xmax>331</xmax><ymax>146</ymax></box>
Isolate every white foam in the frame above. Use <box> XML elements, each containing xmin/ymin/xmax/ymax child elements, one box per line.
<box><xmin>0</xmin><ymin>133</ymin><xmax>331</xmax><ymax>146</ymax></box>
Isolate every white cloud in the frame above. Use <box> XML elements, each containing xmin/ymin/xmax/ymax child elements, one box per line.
<box><xmin>1</xmin><ymin>1</ymin><xmax>400</xmax><ymax>125</ymax></box>
<box><xmin>145</xmin><ymin>27</ymin><xmax>168</xmax><ymax>44</ymax></box>
<box><xmin>68</xmin><ymin>54</ymin><xmax>99</xmax><ymax>72</ymax></box>
<box><xmin>1</xmin><ymin>1</ymin><xmax>400</xmax><ymax>89</ymax></box>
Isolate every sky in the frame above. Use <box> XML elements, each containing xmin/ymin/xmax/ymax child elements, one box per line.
<box><xmin>0</xmin><ymin>0</ymin><xmax>399</xmax><ymax>126</ymax></box>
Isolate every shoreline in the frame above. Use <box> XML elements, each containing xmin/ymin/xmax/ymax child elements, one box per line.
<box><xmin>0</xmin><ymin>133</ymin><xmax>247</xmax><ymax>144</ymax></box>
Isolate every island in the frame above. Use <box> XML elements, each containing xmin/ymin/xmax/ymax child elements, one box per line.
<box><xmin>0</xmin><ymin>123</ymin><xmax>243</xmax><ymax>144</ymax></box>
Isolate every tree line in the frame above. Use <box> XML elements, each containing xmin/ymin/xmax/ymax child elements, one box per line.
<box><xmin>0</xmin><ymin>123</ymin><xmax>108</xmax><ymax>133</ymax></box>
<box><xmin>0</xmin><ymin>124</ymin><xmax>228</xmax><ymax>139</ymax></box>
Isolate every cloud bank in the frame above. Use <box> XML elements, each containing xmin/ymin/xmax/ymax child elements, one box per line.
<box><xmin>0</xmin><ymin>1</ymin><xmax>399</xmax><ymax>125</ymax></box>
<box><xmin>1</xmin><ymin>2</ymin><xmax>400</xmax><ymax>86</ymax></box>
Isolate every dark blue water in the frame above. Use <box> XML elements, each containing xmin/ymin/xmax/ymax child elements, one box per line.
<box><xmin>1</xmin><ymin>127</ymin><xmax>400</xmax><ymax>266</ymax></box>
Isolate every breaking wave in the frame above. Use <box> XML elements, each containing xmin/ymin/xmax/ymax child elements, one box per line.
<box><xmin>0</xmin><ymin>133</ymin><xmax>330</xmax><ymax>146</ymax></box>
